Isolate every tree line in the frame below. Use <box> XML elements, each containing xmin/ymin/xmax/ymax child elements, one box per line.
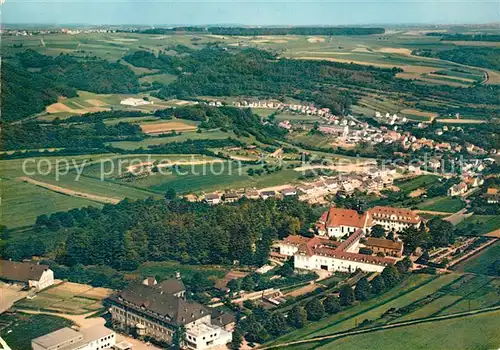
<box><xmin>2</xmin><ymin>197</ymin><xmax>316</xmax><ymax>271</ymax></box>
<box><xmin>233</xmin><ymin>260</ymin><xmax>412</xmax><ymax>347</ymax></box>
<box><xmin>136</xmin><ymin>27</ymin><xmax>385</xmax><ymax>36</ymax></box>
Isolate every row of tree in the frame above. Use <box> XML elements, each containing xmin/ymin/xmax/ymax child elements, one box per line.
<box><xmin>233</xmin><ymin>261</ymin><xmax>412</xmax><ymax>347</ymax></box>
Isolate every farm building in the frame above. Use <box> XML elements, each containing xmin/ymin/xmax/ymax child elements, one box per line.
<box><xmin>364</xmin><ymin>237</ymin><xmax>404</xmax><ymax>257</ymax></box>
<box><xmin>0</xmin><ymin>260</ymin><xmax>54</xmax><ymax>291</ymax></box>
<box><xmin>120</xmin><ymin>97</ymin><xmax>153</xmax><ymax>106</ymax></box>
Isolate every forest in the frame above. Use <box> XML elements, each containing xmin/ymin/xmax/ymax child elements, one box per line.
<box><xmin>1</xmin><ymin>50</ymin><xmax>139</xmax><ymax>122</ymax></box>
<box><xmin>426</xmin><ymin>33</ymin><xmax>500</xmax><ymax>42</ymax></box>
<box><xmin>2</xmin><ymin>197</ymin><xmax>316</xmax><ymax>271</ymax></box>
<box><xmin>1</xmin><ymin>121</ymin><xmax>144</xmax><ymax>150</ymax></box>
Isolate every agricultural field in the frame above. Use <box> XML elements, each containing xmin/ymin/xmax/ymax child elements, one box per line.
<box><xmin>416</xmin><ymin>196</ymin><xmax>466</xmax><ymax>213</ymax></box>
<box><xmin>0</xmin><ymin>313</ymin><xmax>73</xmax><ymax>350</ymax></box>
<box><xmin>268</xmin><ymin>272</ymin><xmax>500</xmax><ymax>347</ymax></box>
<box><xmin>15</xmin><ymin>281</ymin><xmax>112</xmax><ymax>315</ymax></box>
<box><xmin>452</xmin><ymin>241</ymin><xmax>500</xmax><ymax>276</ymax></box>
<box><xmin>454</xmin><ymin>215</ymin><xmax>500</xmax><ymax>236</ymax></box>
<box><xmin>139</xmin><ymin>119</ymin><xmax>199</xmax><ymax>134</ymax></box>
<box><xmin>287</xmin><ymin>310</ymin><xmax>500</xmax><ymax>350</ymax></box>
<box><xmin>395</xmin><ymin>175</ymin><xmax>441</xmax><ymax>195</ymax></box>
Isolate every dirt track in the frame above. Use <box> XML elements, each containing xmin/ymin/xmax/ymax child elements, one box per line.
<box><xmin>18</xmin><ymin>177</ymin><xmax>122</xmax><ymax>204</ymax></box>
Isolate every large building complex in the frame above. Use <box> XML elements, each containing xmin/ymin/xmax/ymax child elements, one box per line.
<box><xmin>108</xmin><ymin>279</ymin><xmax>232</xmax><ymax>350</ymax></box>
<box><xmin>273</xmin><ymin>229</ymin><xmax>396</xmax><ymax>273</ymax></box>
<box><xmin>31</xmin><ymin>325</ymin><xmax>115</xmax><ymax>350</ymax></box>
<box><xmin>317</xmin><ymin>206</ymin><xmax>421</xmax><ymax>238</ymax></box>
<box><xmin>0</xmin><ymin>260</ymin><xmax>54</xmax><ymax>291</ymax></box>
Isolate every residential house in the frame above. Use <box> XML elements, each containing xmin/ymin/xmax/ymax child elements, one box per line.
<box><xmin>447</xmin><ymin>182</ymin><xmax>468</xmax><ymax>197</ymax></box>
<box><xmin>260</xmin><ymin>191</ymin><xmax>276</xmax><ymax>200</ymax></box>
<box><xmin>204</xmin><ymin>193</ymin><xmax>221</xmax><ymax>205</ymax></box>
<box><xmin>222</xmin><ymin>192</ymin><xmax>239</xmax><ymax>203</ymax></box>
<box><xmin>280</xmin><ymin>187</ymin><xmax>297</xmax><ymax>197</ymax></box>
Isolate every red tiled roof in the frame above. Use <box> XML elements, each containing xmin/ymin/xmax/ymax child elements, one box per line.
<box><xmin>369</xmin><ymin>206</ymin><xmax>420</xmax><ymax>224</ymax></box>
<box><xmin>336</xmin><ymin>229</ymin><xmax>364</xmax><ymax>252</ymax></box>
<box><xmin>365</xmin><ymin>237</ymin><xmax>403</xmax><ymax>251</ymax></box>
<box><xmin>324</xmin><ymin>208</ymin><xmax>371</xmax><ymax>229</ymax></box>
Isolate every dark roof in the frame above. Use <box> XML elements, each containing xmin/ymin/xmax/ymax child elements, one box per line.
<box><xmin>211</xmin><ymin>309</ymin><xmax>236</xmax><ymax>327</ymax></box>
<box><xmin>156</xmin><ymin>279</ymin><xmax>185</xmax><ymax>295</ymax></box>
<box><xmin>365</xmin><ymin>237</ymin><xmax>403</xmax><ymax>251</ymax></box>
<box><xmin>111</xmin><ymin>283</ymin><xmax>208</xmax><ymax>326</ymax></box>
<box><xmin>0</xmin><ymin>260</ymin><xmax>50</xmax><ymax>283</ymax></box>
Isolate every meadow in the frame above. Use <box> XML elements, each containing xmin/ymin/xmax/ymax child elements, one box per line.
<box><xmin>395</xmin><ymin>175</ymin><xmax>441</xmax><ymax>194</ymax></box>
<box><xmin>268</xmin><ymin>272</ymin><xmax>500</xmax><ymax>347</ymax></box>
<box><xmin>0</xmin><ymin>313</ymin><xmax>73</xmax><ymax>350</ymax></box>
<box><xmin>454</xmin><ymin>215</ymin><xmax>500</xmax><ymax>236</ymax></box>
<box><xmin>416</xmin><ymin>196</ymin><xmax>465</xmax><ymax>213</ymax></box>
<box><xmin>452</xmin><ymin>241</ymin><xmax>500</xmax><ymax>276</ymax></box>
<box><xmin>286</xmin><ymin>310</ymin><xmax>500</xmax><ymax>350</ymax></box>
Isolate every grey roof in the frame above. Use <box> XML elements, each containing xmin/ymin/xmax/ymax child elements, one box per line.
<box><xmin>156</xmin><ymin>279</ymin><xmax>185</xmax><ymax>295</ymax></box>
<box><xmin>0</xmin><ymin>260</ymin><xmax>50</xmax><ymax>283</ymax></box>
<box><xmin>80</xmin><ymin>325</ymin><xmax>114</xmax><ymax>341</ymax></box>
<box><xmin>31</xmin><ymin>328</ymin><xmax>82</xmax><ymax>349</ymax></box>
<box><xmin>111</xmin><ymin>283</ymin><xmax>209</xmax><ymax>326</ymax></box>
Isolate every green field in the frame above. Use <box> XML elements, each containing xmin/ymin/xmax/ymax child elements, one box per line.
<box><xmin>395</xmin><ymin>175</ymin><xmax>441</xmax><ymax>194</ymax></box>
<box><xmin>416</xmin><ymin>196</ymin><xmax>465</xmax><ymax>213</ymax></box>
<box><xmin>0</xmin><ymin>313</ymin><xmax>73</xmax><ymax>350</ymax></box>
<box><xmin>268</xmin><ymin>273</ymin><xmax>436</xmax><ymax>345</ymax></box>
<box><xmin>453</xmin><ymin>241</ymin><xmax>500</xmax><ymax>276</ymax></box>
<box><xmin>138</xmin><ymin>73</ymin><xmax>178</xmax><ymax>85</ymax></box>
<box><xmin>454</xmin><ymin>215</ymin><xmax>500</xmax><ymax>236</ymax></box>
<box><xmin>267</xmin><ymin>272</ymin><xmax>500</xmax><ymax>347</ymax></box>
<box><xmin>287</xmin><ymin>310</ymin><xmax>500</xmax><ymax>350</ymax></box>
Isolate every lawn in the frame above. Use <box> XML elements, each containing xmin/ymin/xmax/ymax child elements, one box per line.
<box><xmin>288</xmin><ymin>310</ymin><xmax>500</xmax><ymax>350</ymax></box>
<box><xmin>0</xmin><ymin>313</ymin><xmax>73</xmax><ymax>350</ymax></box>
<box><xmin>452</xmin><ymin>241</ymin><xmax>500</xmax><ymax>276</ymax></box>
<box><xmin>416</xmin><ymin>196</ymin><xmax>465</xmax><ymax>213</ymax></box>
<box><xmin>438</xmin><ymin>278</ymin><xmax>500</xmax><ymax>315</ymax></box>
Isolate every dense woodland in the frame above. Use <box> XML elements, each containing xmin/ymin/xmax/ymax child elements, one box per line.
<box><xmin>1</xmin><ymin>63</ymin><xmax>77</xmax><ymax>122</ymax></box>
<box><xmin>1</xmin><ymin>50</ymin><xmax>139</xmax><ymax>122</ymax></box>
<box><xmin>413</xmin><ymin>47</ymin><xmax>500</xmax><ymax>71</ymax></box>
<box><xmin>137</xmin><ymin>27</ymin><xmax>385</xmax><ymax>36</ymax></box>
<box><xmin>2</xmin><ymin>197</ymin><xmax>315</xmax><ymax>270</ymax></box>
<box><xmin>1</xmin><ymin>121</ymin><xmax>143</xmax><ymax>150</ymax></box>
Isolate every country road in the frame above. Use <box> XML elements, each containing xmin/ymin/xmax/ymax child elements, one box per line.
<box><xmin>260</xmin><ymin>306</ymin><xmax>500</xmax><ymax>349</ymax></box>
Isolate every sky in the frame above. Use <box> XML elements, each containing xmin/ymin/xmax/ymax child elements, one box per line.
<box><xmin>2</xmin><ymin>0</ymin><xmax>499</xmax><ymax>26</ymax></box>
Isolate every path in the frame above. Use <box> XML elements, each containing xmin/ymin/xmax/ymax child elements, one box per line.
<box><xmin>17</xmin><ymin>176</ymin><xmax>122</xmax><ymax>204</ymax></box>
<box><xmin>260</xmin><ymin>306</ymin><xmax>500</xmax><ymax>349</ymax></box>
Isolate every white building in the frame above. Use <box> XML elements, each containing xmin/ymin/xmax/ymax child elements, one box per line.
<box><xmin>32</xmin><ymin>326</ymin><xmax>115</xmax><ymax>350</ymax></box>
<box><xmin>369</xmin><ymin>206</ymin><xmax>421</xmax><ymax>232</ymax></box>
<box><xmin>0</xmin><ymin>260</ymin><xmax>54</xmax><ymax>291</ymax></box>
<box><xmin>186</xmin><ymin>322</ymin><xmax>232</xmax><ymax>350</ymax></box>
<box><xmin>274</xmin><ymin>230</ymin><xmax>396</xmax><ymax>274</ymax></box>
<box><xmin>316</xmin><ymin>208</ymin><xmax>371</xmax><ymax>238</ymax></box>
<box><xmin>120</xmin><ymin>97</ymin><xmax>153</xmax><ymax>106</ymax></box>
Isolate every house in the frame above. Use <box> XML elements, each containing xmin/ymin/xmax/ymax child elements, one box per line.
<box><xmin>108</xmin><ymin>283</ymin><xmax>231</xmax><ymax>349</ymax></box>
<box><xmin>364</xmin><ymin>237</ymin><xmax>403</xmax><ymax>257</ymax></box>
<box><xmin>244</xmin><ymin>189</ymin><xmax>260</xmax><ymax>199</ymax></box>
<box><xmin>316</xmin><ymin>207</ymin><xmax>372</xmax><ymax>238</ymax></box>
<box><xmin>204</xmin><ymin>193</ymin><xmax>221</xmax><ymax>205</ymax></box>
<box><xmin>463</xmin><ymin>176</ymin><xmax>484</xmax><ymax>188</ymax></box>
<box><xmin>32</xmin><ymin>325</ymin><xmax>116</xmax><ymax>350</ymax></box>
<box><xmin>485</xmin><ymin>188</ymin><xmax>500</xmax><ymax>204</ymax></box>
<box><xmin>369</xmin><ymin>206</ymin><xmax>421</xmax><ymax>233</ymax></box>
<box><xmin>276</xmin><ymin>230</ymin><xmax>396</xmax><ymax>273</ymax></box>
<box><xmin>222</xmin><ymin>192</ymin><xmax>239</xmax><ymax>203</ymax></box>
<box><xmin>280</xmin><ymin>187</ymin><xmax>297</xmax><ymax>197</ymax></box>
<box><xmin>0</xmin><ymin>260</ymin><xmax>54</xmax><ymax>291</ymax></box>
<box><xmin>448</xmin><ymin>182</ymin><xmax>468</xmax><ymax>197</ymax></box>
<box><xmin>260</xmin><ymin>191</ymin><xmax>276</xmax><ymax>200</ymax></box>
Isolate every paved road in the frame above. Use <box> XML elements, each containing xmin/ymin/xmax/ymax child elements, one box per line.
<box><xmin>261</xmin><ymin>306</ymin><xmax>500</xmax><ymax>349</ymax></box>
